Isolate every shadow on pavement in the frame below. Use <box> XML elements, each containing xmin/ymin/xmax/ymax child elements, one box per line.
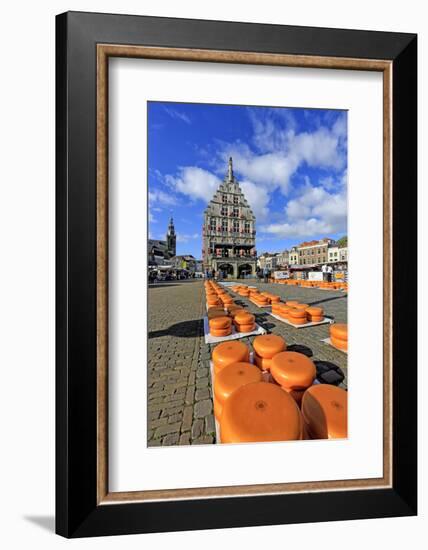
<box><xmin>287</xmin><ymin>343</ymin><xmax>314</xmax><ymax>357</ymax></box>
<box><xmin>149</xmin><ymin>319</ymin><xmax>203</xmax><ymax>339</ymax></box>
<box><xmin>308</xmin><ymin>295</ymin><xmax>347</xmax><ymax>306</ymax></box>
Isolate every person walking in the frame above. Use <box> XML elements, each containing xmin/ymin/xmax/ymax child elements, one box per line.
<box><xmin>263</xmin><ymin>266</ymin><xmax>270</xmax><ymax>284</ymax></box>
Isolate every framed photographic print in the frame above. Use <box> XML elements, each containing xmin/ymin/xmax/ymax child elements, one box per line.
<box><xmin>56</xmin><ymin>11</ymin><xmax>417</xmax><ymax>537</ymax></box>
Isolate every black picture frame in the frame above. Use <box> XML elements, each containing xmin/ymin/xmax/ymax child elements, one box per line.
<box><xmin>56</xmin><ymin>11</ymin><xmax>417</xmax><ymax>538</ymax></box>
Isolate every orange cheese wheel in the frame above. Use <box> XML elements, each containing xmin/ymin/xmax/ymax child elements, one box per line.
<box><xmin>309</xmin><ymin>316</ymin><xmax>324</xmax><ymax>323</ymax></box>
<box><xmin>214</xmin><ymin>362</ymin><xmax>263</xmax><ymax>406</ymax></box>
<box><xmin>220</xmin><ymin>382</ymin><xmax>302</xmax><ymax>443</ymax></box>
<box><xmin>207</xmin><ymin>298</ymin><xmax>221</xmax><ymax>306</ymax></box>
<box><xmin>270</xmin><ymin>295</ymin><xmax>281</xmax><ymax>303</ymax></box>
<box><xmin>288</xmin><ymin>308</ymin><xmax>307</xmax><ymax>319</ymax></box>
<box><xmin>236</xmin><ymin>323</ymin><xmax>256</xmax><ymax>333</ymax></box>
<box><xmin>301</xmin><ymin>384</ymin><xmax>348</xmax><ymax>439</ymax></box>
<box><xmin>330</xmin><ymin>323</ymin><xmax>348</xmax><ymax>340</ymax></box>
<box><xmin>294</xmin><ymin>303</ymin><xmax>309</xmax><ymax>310</ymax></box>
<box><xmin>207</xmin><ymin>308</ymin><xmax>226</xmax><ymax>318</ymax></box>
<box><xmin>234</xmin><ymin>312</ymin><xmax>255</xmax><ymax>325</ymax></box>
<box><xmin>253</xmin><ymin>334</ymin><xmax>286</xmax><ymax>359</ymax></box>
<box><xmin>212</xmin><ymin>341</ymin><xmax>250</xmax><ymax>374</ymax></box>
<box><xmin>229</xmin><ymin>308</ymin><xmax>245</xmax><ymax>318</ymax></box>
<box><xmin>306</xmin><ymin>306</ymin><xmax>324</xmax><ymax>317</ymax></box>
<box><xmin>289</xmin><ymin>317</ymin><xmax>307</xmax><ymax>325</ymax></box>
<box><xmin>210</xmin><ymin>327</ymin><xmax>232</xmax><ymax>337</ymax></box>
<box><xmin>213</xmin><ymin>393</ymin><xmax>223</xmax><ymax>420</ymax></box>
<box><xmin>209</xmin><ymin>316</ymin><xmax>232</xmax><ymax>329</ymax></box>
<box><xmin>253</xmin><ymin>353</ymin><xmax>272</xmax><ymax>371</ymax></box>
<box><xmin>271</xmin><ymin>351</ymin><xmax>316</xmax><ymax>390</ymax></box>
<box><xmin>331</xmin><ymin>335</ymin><xmax>348</xmax><ymax>351</ymax></box>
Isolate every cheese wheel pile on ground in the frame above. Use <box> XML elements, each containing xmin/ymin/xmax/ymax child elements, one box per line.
<box><xmin>301</xmin><ymin>384</ymin><xmax>348</xmax><ymax>439</ymax></box>
<box><xmin>213</xmin><ymin>362</ymin><xmax>262</xmax><ymax>420</ymax></box>
<box><xmin>212</xmin><ymin>340</ymin><xmax>250</xmax><ymax>375</ymax></box>
<box><xmin>253</xmin><ymin>334</ymin><xmax>286</xmax><ymax>371</ymax></box>
<box><xmin>270</xmin><ymin>351</ymin><xmax>317</xmax><ymax>406</ymax></box>
<box><xmin>233</xmin><ymin>311</ymin><xmax>256</xmax><ymax>333</ymax></box>
<box><xmin>330</xmin><ymin>323</ymin><xmax>348</xmax><ymax>351</ymax></box>
<box><xmin>220</xmin><ymin>381</ymin><xmax>303</xmax><ymax>443</ymax></box>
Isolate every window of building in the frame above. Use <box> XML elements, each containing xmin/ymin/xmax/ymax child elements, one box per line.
<box><xmin>233</xmin><ymin>195</ymin><xmax>239</xmax><ymax>205</ymax></box>
<box><xmin>233</xmin><ymin>207</ymin><xmax>239</xmax><ymax>217</ymax></box>
<box><xmin>222</xmin><ymin>194</ymin><xmax>227</xmax><ymax>203</ymax></box>
<box><xmin>210</xmin><ymin>218</ymin><xmax>216</xmax><ymax>231</ymax></box>
<box><xmin>222</xmin><ymin>219</ymin><xmax>228</xmax><ymax>232</ymax></box>
<box><xmin>244</xmin><ymin>222</ymin><xmax>250</xmax><ymax>233</ymax></box>
<box><xmin>233</xmin><ymin>220</ymin><xmax>239</xmax><ymax>233</ymax></box>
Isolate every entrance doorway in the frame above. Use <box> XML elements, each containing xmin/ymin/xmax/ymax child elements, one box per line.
<box><xmin>217</xmin><ymin>263</ymin><xmax>234</xmax><ymax>278</ymax></box>
<box><xmin>238</xmin><ymin>264</ymin><xmax>253</xmax><ymax>279</ymax></box>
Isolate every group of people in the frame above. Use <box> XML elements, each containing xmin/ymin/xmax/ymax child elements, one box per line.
<box><xmin>256</xmin><ymin>266</ymin><xmax>271</xmax><ymax>283</ymax></box>
<box><xmin>205</xmin><ymin>269</ymin><xmax>224</xmax><ymax>280</ymax></box>
<box><xmin>321</xmin><ymin>264</ymin><xmax>334</xmax><ymax>282</ymax></box>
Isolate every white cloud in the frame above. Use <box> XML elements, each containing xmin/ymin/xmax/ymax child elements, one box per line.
<box><xmin>149</xmin><ymin>212</ymin><xmax>157</xmax><ymax>223</ymax></box>
<box><xmin>217</xmin><ymin>111</ymin><xmax>347</xmax><ymax>197</ymax></box>
<box><xmin>165</xmin><ymin>167</ymin><xmax>221</xmax><ymax>203</ymax></box>
<box><xmin>164</xmin><ymin>106</ymin><xmax>191</xmax><ymax>124</ymax></box>
<box><xmin>239</xmin><ymin>179</ymin><xmax>270</xmax><ymax>221</ymax></box>
<box><xmin>177</xmin><ymin>232</ymin><xmax>199</xmax><ymax>243</ymax></box>
<box><xmin>148</xmin><ymin>189</ymin><xmax>179</xmax><ymax>207</ymax></box>
<box><xmin>260</xmin><ymin>177</ymin><xmax>347</xmax><ymax>239</ymax></box>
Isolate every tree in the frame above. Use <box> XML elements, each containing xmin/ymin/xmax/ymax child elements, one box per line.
<box><xmin>337</xmin><ymin>236</ymin><xmax>348</xmax><ymax>248</ymax></box>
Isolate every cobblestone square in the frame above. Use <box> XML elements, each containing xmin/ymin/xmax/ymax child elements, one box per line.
<box><xmin>147</xmin><ymin>279</ymin><xmax>347</xmax><ymax>447</ymax></box>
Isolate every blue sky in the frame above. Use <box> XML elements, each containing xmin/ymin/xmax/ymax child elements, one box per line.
<box><xmin>148</xmin><ymin>102</ymin><xmax>347</xmax><ymax>259</ymax></box>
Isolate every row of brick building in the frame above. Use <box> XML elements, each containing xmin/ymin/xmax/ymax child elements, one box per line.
<box><xmin>258</xmin><ymin>238</ymin><xmax>348</xmax><ymax>271</ymax></box>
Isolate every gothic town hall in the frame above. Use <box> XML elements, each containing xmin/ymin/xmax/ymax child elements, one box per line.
<box><xmin>202</xmin><ymin>158</ymin><xmax>257</xmax><ymax>278</ymax></box>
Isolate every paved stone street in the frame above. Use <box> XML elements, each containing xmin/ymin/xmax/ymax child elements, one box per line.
<box><xmin>147</xmin><ymin>279</ymin><xmax>347</xmax><ymax>447</ymax></box>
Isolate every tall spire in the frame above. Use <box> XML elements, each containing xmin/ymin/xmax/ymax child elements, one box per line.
<box><xmin>168</xmin><ymin>216</ymin><xmax>175</xmax><ymax>236</ymax></box>
<box><xmin>227</xmin><ymin>157</ymin><xmax>234</xmax><ymax>181</ymax></box>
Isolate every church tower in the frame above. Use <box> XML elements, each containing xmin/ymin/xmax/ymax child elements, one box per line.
<box><xmin>167</xmin><ymin>216</ymin><xmax>176</xmax><ymax>257</ymax></box>
<box><xmin>202</xmin><ymin>157</ymin><xmax>256</xmax><ymax>278</ymax></box>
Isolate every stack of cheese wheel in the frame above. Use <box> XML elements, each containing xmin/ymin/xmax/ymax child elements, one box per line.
<box><xmin>206</xmin><ymin>292</ymin><xmax>221</xmax><ymax>308</ymax></box>
<box><xmin>286</xmin><ymin>300</ymin><xmax>299</xmax><ymax>307</ymax></box>
<box><xmin>221</xmin><ymin>294</ymin><xmax>234</xmax><ymax>306</ymax></box>
<box><xmin>227</xmin><ymin>306</ymin><xmax>245</xmax><ymax>319</ymax></box>
<box><xmin>220</xmin><ymin>381</ymin><xmax>303</xmax><ymax>443</ymax></box>
<box><xmin>330</xmin><ymin>323</ymin><xmax>348</xmax><ymax>351</ymax></box>
<box><xmin>207</xmin><ymin>307</ymin><xmax>227</xmax><ymax>320</ymax></box>
<box><xmin>209</xmin><ymin>315</ymin><xmax>232</xmax><ymax>337</ymax></box>
<box><xmin>305</xmin><ymin>306</ymin><xmax>324</xmax><ymax>322</ymax></box>
<box><xmin>226</xmin><ymin>303</ymin><xmax>243</xmax><ymax>314</ymax></box>
<box><xmin>213</xmin><ymin>362</ymin><xmax>262</xmax><ymax>422</ymax></box>
<box><xmin>270</xmin><ymin>351</ymin><xmax>316</xmax><ymax>406</ymax></box>
<box><xmin>271</xmin><ymin>300</ymin><xmax>284</xmax><ymax>315</ymax></box>
<box><xmin>233</xmin><ymin>311</ymin><xmax>256</xmax><ymax>333</ymax></box>
<box><xmin>288</xmin><ymin>307</ymin><xmax>308</xmax><ymax>325</ymax></box>
<box><xmin>269</xmin><ymin>294</ymin><xmax>281</xmax><ymax>303</ymax></box>
<box><xmin>212</xmin><ymin>341</ymin><xmax>250</xmax><ymax>375</ymax></box>
<box><xmin>252</xmin><ymin>293</ymin><xmax>270</xmax><ymax>306</ymax></box>
<box><xmin>277</xmin><ymin>304</ymin><xmax>293</xmax><ymax>320</ymax></box>
<box><xmin>238</xmin><ymin>287</ymin><xmax>250</xmax><ymax>297</ymax></box>
<box><xmin>301</xmin><ymin>384</ymin><xmax>348</xmax><ymax>439</ymax></box>
<box><xmin>253</xmin><ymin>334</ymin><xmax>286</xmax><ymax>371</ymax></box>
